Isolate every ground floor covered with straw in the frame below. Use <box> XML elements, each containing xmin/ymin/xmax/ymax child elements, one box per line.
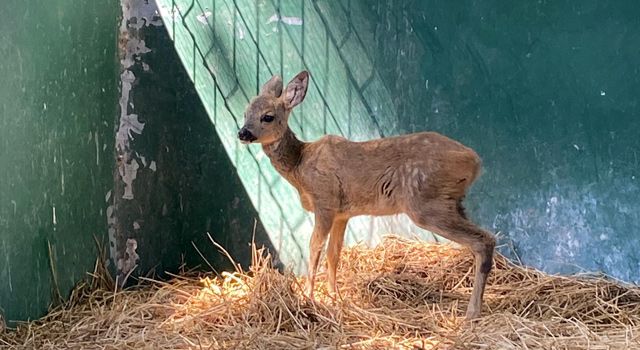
<box><xmin>1</xmin><ymin>236</ymin><xmax>639</xmax><ymax>349</ymax></box>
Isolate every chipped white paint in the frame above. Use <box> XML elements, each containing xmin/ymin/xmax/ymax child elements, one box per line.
<box><xmin>133</xmin><ymin>221</ymin><xmax>140</xmax><ymax>230</ymax></box>
<box><xmin>138</xmin><ymin>154</ymin><xmax>147</xmax><ymax>167</ymax></box>
<box><xmin>124</xmin><ymin>0</ymin><xmax>163</xmax><ymax>29</ymax></box>
<box><xmin>52</xmin><ymin>206</ymin><xmax>57</xmax><ymax>225</ymax></box>
<box><xmin>106</xmin><ymin>204</ymin><xmax>116</xmax><ymax>263</ymax></box>
<box><xmin>116</xmin><ymin>68</ymin><xmax>145</xmax><ymax>201</ymax></box>
<box><xmin>107</xmin><ymin>207</ymin><xmax>116</xmax><ymax>254</ymax></box>
<box><xmin>107</xmin><ymin>205</ymin><xmax>114</xmax><ymax>218</ymax></box>
<box><xmin>196</xmin><ymin>10</ymin><xmax>212</xmax><ymax>24</ymax></box>
<box><xmin>117</xmin><ymin>238</ymin><xmax>139</xmax><ymax>283</ymax></box>
<box><xmin>116</xmin><ymin>71</ymin><xmax>145</xmax><ymax>153</ymax></box>
<box><xmin>149</xmin><ymin>161</ymin><xmax>157</xmax><ymax>172</ymax></box>
<box><xmin>110</xmin><ymin>0</ymin><xmax>161</xmax><ymax>267</ymax></box>
<box><xmin>119</xmin><ymin>159</ymin><xmax>140</xmax><ymax>200</ymax></box>
<box><xmin>120</xmin><ymin>40</ymin><xmax>151</xmax><ymax>70</ymax></box>
<box><xmin>266</xmin><ymin>14</ymin><xmax>303</xmax><ymax>26</ymax></box>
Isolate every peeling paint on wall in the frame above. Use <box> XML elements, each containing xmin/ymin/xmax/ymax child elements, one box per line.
<box><xmin>111</xmin><ymin>0</ymin><xmax>163</xmax><ymax>274</ymax></box>
<box><xmin>106</xmin><ymin>204</ymin><xmax>117</xmax><ymax>262</ymax></box>
<box><xmin>119</xmin><ymin>158</ymin><xmax>140</xmax><ymax>200</ymax></box>
<box><xmin>123</xmin><ymin>0</ymin><xmax>163</xmax><ymax>29</ymax></box>
<box><xmin>116</xmin><ymin>0</ymin><xmax>162</xmax><ymax>201</ymax></box>
<box><xmin>116</xmin><ymin>67</ymin><xmax>145</xmax><ymax>201</ymax></box>
<box><xmin>116</xmin><ymin>238</ymin><xmax>139</xmax><ymax>285</ymax></box>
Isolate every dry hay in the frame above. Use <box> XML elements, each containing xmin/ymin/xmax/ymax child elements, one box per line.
<box><xmin>1</xmin><ymin>235</ymin><xmax>640</xmax><ymax>349</ymax></box>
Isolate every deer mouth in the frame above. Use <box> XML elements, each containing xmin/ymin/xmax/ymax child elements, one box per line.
<box><xmin>238</xmin><ymin>127</ymin><xmax>258</xmax><ymax>144</ymax></box>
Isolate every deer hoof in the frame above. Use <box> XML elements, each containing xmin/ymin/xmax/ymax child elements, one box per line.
<box><xmin>465</xmin><ymin>308</ymin><xmax>481</xmax><ymax>321</ymax></box>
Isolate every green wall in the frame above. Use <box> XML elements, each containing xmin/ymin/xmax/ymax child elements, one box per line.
<box><xmin>156</xmin><ymin>0</ymin><xmax>640</xmax><ymax>282</ymax></box>
<box><xmin>0</xmin><ymin>0</ymin><xmax>273</xmax><ymax>323</ymax></box>
<box><xmin>371</xmin><ymin>1</ymin><xmax>640</xmax><ymax>281</ymax></box>
<box><xmin>0</xmin><ymin>1</ymin><xmax>119</xmax><ymax>322</ymax></box>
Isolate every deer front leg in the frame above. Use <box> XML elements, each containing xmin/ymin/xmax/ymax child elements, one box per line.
<box><xmin>326</xmin><ymin>218</ymin><xmax>348</xmax><ymax>298</ymax></box>
<box><xmin>306</xmin><ymin>210</ymin><xmax>334</xmax><ymax>301</ymax></box>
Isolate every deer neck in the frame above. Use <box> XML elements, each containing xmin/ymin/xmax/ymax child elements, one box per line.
<box><xmin>262</xmin><ymin>127</ymin><xmax>304</xmax><ymax>176</ymax></box>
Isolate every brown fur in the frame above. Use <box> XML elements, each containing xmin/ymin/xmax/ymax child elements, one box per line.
<box><xmin>239</xmin><ymin>71</ymin><xmax>496</xmax><ymax>319</ymax></box>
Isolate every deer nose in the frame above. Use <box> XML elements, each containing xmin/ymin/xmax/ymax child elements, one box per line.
<box><xmin>238</xmin><ymin>127</ymin><xmax>257</xmax><ymax>143</ymax></box>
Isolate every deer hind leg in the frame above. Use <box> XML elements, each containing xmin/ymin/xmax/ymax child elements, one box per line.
<box><xmin>407</xmin><ymin>200</ymin><xmax>496</xmax><ymax>320</ymax></box>
<box><xmin>326</xmin><ymin>218</ymin><xmax>348</xmax><ymax>298</ymax></box>
<box><xmin>306</xmin><ymin>210</ymin><xmax>334</xmax><ymax>301</ymax></box>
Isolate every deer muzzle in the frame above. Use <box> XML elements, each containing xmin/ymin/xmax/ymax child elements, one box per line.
<box><xmin>238</xmin><ymin>127</ymin><xmax>257</xmax><ymax>144</ymax></box>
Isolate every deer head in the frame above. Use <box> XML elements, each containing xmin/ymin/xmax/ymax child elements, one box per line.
<box><xmin>238</xmin><ymin>71</ymin><xmax>309</xmax><ymax>145</ymax></box>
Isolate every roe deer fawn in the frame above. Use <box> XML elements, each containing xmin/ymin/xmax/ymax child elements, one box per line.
<box><xmin>238</xmin><ymin>71</ymin><xmax>496</xmax><ymax>319</ymax></box>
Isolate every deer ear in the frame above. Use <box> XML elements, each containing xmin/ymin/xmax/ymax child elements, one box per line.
<box><xmin>260</xmin><ymin>75</ymin><xmax>283</xmax><ymax>97</ymax></box>
<box><xmin>283</xmin><ymin>71</ymin><xmax>309</xmax><ymax>109</ymax></box>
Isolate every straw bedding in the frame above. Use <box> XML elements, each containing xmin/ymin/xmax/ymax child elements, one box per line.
<box><xmin>2</xmin><ymin>235</ymin><xmax>639</xmax><ymax>349</ymax></box>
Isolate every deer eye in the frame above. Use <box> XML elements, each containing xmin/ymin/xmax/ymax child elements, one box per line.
<box><xmin>260</xmin><ymin>114</ymin><xmax>275</xmax><ymax>123</ymax></box>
